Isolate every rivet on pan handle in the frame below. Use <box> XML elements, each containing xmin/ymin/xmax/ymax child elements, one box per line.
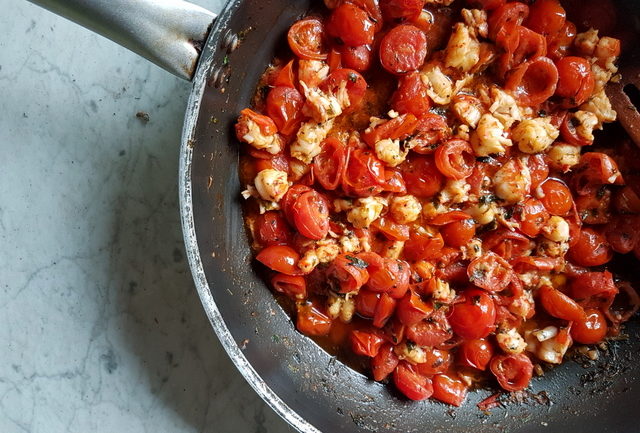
<box><xmin>26</xmin><ymin>0</ymin><xmax>217</xmax><ymax>81</ymax></box>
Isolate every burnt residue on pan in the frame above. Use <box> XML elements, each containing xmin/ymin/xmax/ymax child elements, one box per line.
<box><xmin>183</xmin><ymin>0</ymin><xmax>640</xmax><ymax>432</ymax></box>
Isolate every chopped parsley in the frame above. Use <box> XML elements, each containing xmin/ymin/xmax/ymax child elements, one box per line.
<box><xmin>346</xmin><ymin>255</ymin><xmax>368</xmax><ymax>269</ymax></box>
<box><xmin>479</xmin><ymin>194</ymin><xmax>497</xmax><ymax>205</ymax></box>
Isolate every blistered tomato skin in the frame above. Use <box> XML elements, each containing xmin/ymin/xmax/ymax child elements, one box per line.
<box><xmin>238</xmin><ymin>0</ymin><xmax>630</xmax><ymax>407</ymax></box>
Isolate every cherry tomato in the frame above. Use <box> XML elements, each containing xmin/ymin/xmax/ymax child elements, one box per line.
<box><xmin>496</xmin><ymin>25</ymin><xmax>547</xmax><ymax>77</ymax></box>
<box><xmin>440</xmin><ymin>219</ymin><xmax>476</xmax><ymax>248</ymax></box>
<box><xmin>448</xmin><ymin>289</ymin><xmax>496</xmax><ymax>339</ymax></box>
<box><xmin>457</xmin><ymin>338</ymin><xmax>494</xmax><ymax>371</ymax></box>
<box><xmin>516</xmin><ymin>198</ymin><xmax>550</xmax><ymax>237</ymax></box>
<box><xmin>288</xmin><ymin>18</ymin><xmax>329</xmax><ymax>60</ymax></box>
<box><xmin>488</xmin><ymin>2</ymin><xmax>529</xmax><ymax>40</ymax></box>
<box><xmin>555</xmin><ymin>57</ymin><xmax>595</xmax><ymax>108</ymax></box>
<box><xmin>429</xmin><ymin>210</ymin><xmax>471</xmax><ymax>226</ymax></box>
<box><xmin>467</xmin><ymin>252</ymin><xmax>513</xmax><ymax>292</ymax></box>
<box><xmin>524</xmin><ymin>0</ymin><xmax>566</xmax><ymax>36</ymax></box>
<box><xmin>256</xmin><ymin>211</ymin><xmax>293</xmax><ymax>246</ymax></box>
<box><xmin>340</xmin><ymin>44</ymin><xmax>373</xmax><ymax>71</ymax></box>
<box><xmin>613</xmin><ymin>186</ymin><xmax>640</xmax><ymax>214</ymax></box>
<box><xmin>527</xmin><ymin>153</ymin><xmax>549</xmax><ymax>188</ymax></box>
<box><xmin>281</xmin><ymin>184</ymin><xmax>312</xmax><ymax>225</ymax></box>
<box><xmin>320</xmin><ymin>68</ymin><xmax>368</xmax><ymax>111</ymax></box>
<box><xmin>379</xmin><ymin>24</ymin><xmax>427</xmax><ymax>75</ymax></box>
<box><xmin>571</xmin><ymin>309</ymin><xmax>608</xmax><ymax>344</ymax></box>
<box><xmin>350</xmin><ymin>329</ymin><xmax>386</xmax><ymax>357</ymax></box>
<box><xmin>271</xmin><ymin>273</ymin><xmax>307</xmax><ymax>299</ymax></box>
<box><xmin>539</xmin><ymin>285</ymin><xmax>586</xmax><ymax>322</ymax></box>
<box><xmin>391</xmin><ymin>73</ymin><xmax>431</xmax><ymax>117</ymax></box>
<box><xmin>296</xmin><ymin>302</ymin><xmax>332</xmax><ymax>336</ymax></box>
<box><xmin>568</xmin><ymin>227</ymin><xmax>613</xmax><ymax>267</ymax></box>
<box><xmin>505</xmin><ymin>56</ymin><xmax>558</xmax><ymax>106</ymax></box>
<box><xmin>347</xmin><ymin>0</ymin><xmax>384</xmax><ymax>32</ymax></box>
<box><xmin>410</xmin><ymin>114</ymin><xmax>450</xmax><ymax>154</ymax></box>
<box><xmin>380</xmin><ymin>0</ymin><xmax>424</xmax><ymax>20</ymax></box>
<box><xmin>313</xmin><ymin>138</ymin><xmax>348</xmax><ymax>190</ymax></box>
<box><xmin>489</xmin><ymin>353</ymin><xmax>533</xmax><ymax>392</ymax></box>
<box><xmin>575</xmin><ymin>188</ymin><xmax>611</xmax><ymax>224</ymax></box>
<box><xmin>396</xmin><ymin>290</ymin><xmax>433</xmax><ymax>326</ymax></box>
<box><xmin>416</xmin><ymin>348</ymin><xmax>452</xmax><ymax>376</ymax></box>
<box><xmin>356</xmin><ymin>289</ymin><xmax>381</xmax><ymax>318</ymax></box>
<box><xmin>404</xmin><ymin>228</ymin><xmax>444</xmax><ymax>262</ymax></box>
<box><xmin>382</xmin><ymin>169</ymin><xmax>408</xmax><ymax>193</ymax></box>
<box><xmin>406</xmin><ymin>311</ymin><xmax>453</xmax><ymax>346</ymax></box>
<box><xmin>292</xmin><ymin>190</ymin><xmax>330</xmax><ymax>240</ymax></box>
<box><xmin>547</xmin><ymin>20</ymin><xmax>576</xmax><ymax>60</ymax></box>
<box><xmin>372</xmin><ymin>216</ymin><xmax>410</xmax><ymax>241</ymax></box>
<box><xmin>571</xmin><ymin>153</ymin><xmax>623</xmax><ymax>196</ymax></box>
<box><xmin>236</xmin><ymin>108</ymin><xmax>278</xmax><ymax>140</ymax></box>
<box><xmin>393</xmin><ymin>362</ymin><xmax>434</xmax><ymax>401</ymax></box>
<box><xmin>273</xmin><ymin>60</ymin><xmax>296</xmax><ymax>88</ymax></box>
<box><xmin>538</xmin><ymin>178</ymin><xmax>573</xmax><ymax>216</ymax></box>
<box><xmin>367</xmin><ymin>257</ymin><xmax>411</xmax><ymax>294</ymax></box>
<box><xmin>254</xmin><ymin>153</ymin><xmax>289</xmax><ymax>173</ymax></box>
<box><xmin>606</xmin><ymin>215</ymin><xmax>640</xmax><ymax>253</ymax></box>
<box><xmin>373</xmin><ymin>293</ymin><xmax>397</xmax><ymax>328</ymax></box>
<box><xmin>432</xmin><ymin>374</ymin><xmax>468</xmax><ymax>407</ymax></box>
<box><xmin>435</xmin><ymin>138</ymin><xmax>475</xmax><ymax>180</ymax></box>
<box><xmin>570</xmin><ymin>270</ymin><xmax>617</xmax><ymax>300</ymax></box>
<box><xmin>466</xmin><ymin>0</ymin><xmax>505</xmax><ymax>11</ymax></box>
<box><xmin>256</xmin><ymin>245</ymin><xmax>302</xmax><ymax>275</ymax></box>
<box><xmin>266</xmin><ymin>86</ymin><xmax>304</xmax><ymax>135</ymax></box>
<box><xmin>327</xmin><ymin>253</ymin><xmax>370</xmax><ymax>293</ymax></box>
<box><xmin>401</xmin><ymin>155</ymin><xmax>444</xmax><ymax>198</ymax></box>
<box><xmin>559</xmin><ymin>111</ymin><xmax>593</xmax><ymax>146</ymax></box>
<box><xmin>326</xmin><ymin>3</ymin><xmax>376</xmax><ymax>47</ymax></box>
<box><xmin>342</xmin><ymin>149</ymin><xmax>386</xmax><ymax>197</ymax></box>
<box><xmin>371</xmin><ymin>343</ymin><xmax>399</xmax><ymax>381</ymax></box>
<box><xmin>362</xmin><ymin>113</ymin><xmax>419</xmax><ymax>146</ymax></box>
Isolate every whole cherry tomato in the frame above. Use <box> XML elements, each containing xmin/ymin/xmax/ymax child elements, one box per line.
<box><xmin>568</xmin><ymin>227</ymin><xmax>613</xmax><ymax>267</ymax></box>
<box><xmin>326</xmin><ymin>3</ymin><xmax>376</xmax><ymax>46</ymax></box>
<box><xmin>356</xmin><ymin>289</ymin><xmax>381</xmax><ymax>318</ymax></box>
<box><xmin>406</xmin><ymin>311</ymin><xmax>453</xmax><ymax>346</ymax></box>
<box><xmin>256</xmin><ymin>211</ymin><xmax>293</xmax><ymax>246</ymax></box>
<box><xmin>401</xmin><ymin>155</ymin><xmax>444</xmax><ymax>198</ymax></box>
<box><xmin>371</xmin><ymin>343</ymin><xmax>399</xmax><ymax>381</ymax></box>
<box><xmin>396</xmin><ymin>290</ymin><xmax>433</xmax><ymax>326</ymax></box>
<box><xmin>296</xmin><ymin>301</ymin><xmax>332</xmax><ymax>336</ymax></box>
<box><xmin>440</xmin><ymin>219</ymin><xmax>476</xmax><ymax>248</ymax></box>
<box><xmin>416</xmin><ymin>348</ymin><xmax>452</xmax><ymax>376</ymax></box>
<box><xmin>380</xmin><ymin>0</ymin><xmax>424</xmax><ymax>20</ymax></box>
<box><xmin>467</xmin><ymin>252</ymin><xmax>513</xmax><ymax>292</ymax></box>
<box><xmin>281</xmin><ymin>185</ymin><xmax>312</xmax><ymax>225</ymax></box>
<box><xmin>524</xmin><ymin>0</ymin><xmax>566</xmax><ymax>36</ymax></box>
<box><xmin>391</xmin><ymin>73</ymin><xmax>431</xmax><ymax>117</ymax></box>
<box><xmin>271</xmin><ymin>273</ymin><xmax>307</xmax><ymax>299</ymax></box>
<box><xmin>448</xmin><ymin>289</ymin><xmax>496</xmax><ymax>339</ymax></box>
<box><xmin>379</xmin><ymin>24</ymin><xmax>427</xmax><ymax>75</ymax></box>
<box><xmin>539</xmin><ymin>285</ymin><xmax>586</xmax><ymax>322</ymax></box>
<box><xmin>265</xmin><ymin>86</ymin><xmax>304</xmax><ymax>135</ymax></box>
<box><xmin>256</xmin><ymin>245</ymin><xmax>302</xmax><ymax>275</ymax></box>
<box><xmin>350</xmin><ymin>329</ymin><xmax>386</xmax><ymax>357</ymax></box>
<box><xmin>340</xmin><ymin>44</ymin><xmax>373</xmax><ymax>71</ymax></box>
<box><xmin>555</xmin><ymin>56</ymin><xmax>595</xmax><ymax>108</ymax></box>
<box><xmin>393</xmin><ymin>362</ymin><xmax>434</xmax><ymax>401</ymax></box>
<box><xmin>320</xmin><ymin>68</ymin><xmax>368</xmax><ymax>111</ymax></box>
<box><xmin>571</xmin><ymin>309</ymin><xmax>608</xmax><ymax>344</ymax></box>
<box><xmin>403</xmin><ymin>228</ymin><xmax>444</xmax><ymax>262</ymax></box>
<box><xmin>342</xmin><ymin>149</ymin><xmax>386</xmax><ymax>196</ymax></box>
<box><xmin>291</xmin><ymin>190</ymin><xmax>330</xmax><ymax>240</ymax></box>
<box><xmin>537</xmin><ymin>178</ymin><xmax>573</xmax><ymax>216</ymax></box>
<box><xmin>516</xmin><ymin>198</ymin><xmax>550</xmax><ymax>237</ymax></box>
<box><xmin>367</xmin><ymin>257</ymin><xmax>411</xmax><ymax>294</ymax></box>
<box><xmin>313</xmin><ymin>138</ymin><xmax>348</xmax><ymax>190</ymax></box>
<box><xmin>490</xmin><ymin>353</ymin><xmax>533</xmax><ymax>391</ymax></box>
<box><xmin>432</xmin><ymin>374</ymin><xmax>468</xmax><ymax>407</ymax></box>
<box><xmin>457</xmin><ymin>338</ymin><xmax>494</xmax><ymax>371</ymax></box>
<box><xmin>373</xmin><ymin>293</ymin><xmax>397</xmax><ymax>328</ymax></box>
<box><xmin>575</xmin><ymin>188</ymin><xmax>611</xmax><ymax>225</ymax></box>
<box><xmin>287</xmin><ymin>18</ymin><xmax>329</xmax><ymax>60</ymax></box>
<box><xmin>570</xmin><ymin>270</ymin><xmax>617</xmax><ymax>300</ymax></box>
<box><xmin>327</xmin><ymin>253</ymin><xmax>370</xmax><ymax>293</ymax></box>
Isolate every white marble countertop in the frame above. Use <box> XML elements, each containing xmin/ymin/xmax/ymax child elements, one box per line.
<box><xmin>0</xmin><ymin>1</ymin><xmax>294</xmax><ymax>432</ymax></box>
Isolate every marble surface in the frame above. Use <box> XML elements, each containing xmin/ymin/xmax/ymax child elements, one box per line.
<box><xmin>0</xmin><ymin>1</ymin><xmax>294</xmax><ymax>432</ymax></box>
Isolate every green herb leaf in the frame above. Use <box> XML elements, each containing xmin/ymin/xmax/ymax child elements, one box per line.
<box><xmin>346</xmin><ymin>255</ymin><xmax>368</xmax><ymax>269</ymax></box>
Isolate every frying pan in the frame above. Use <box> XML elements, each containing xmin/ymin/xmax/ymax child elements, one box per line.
<box><xmin>26</xmin><ymin>0</ymin><xmax>640</xmax><ymax>431</ymax></box>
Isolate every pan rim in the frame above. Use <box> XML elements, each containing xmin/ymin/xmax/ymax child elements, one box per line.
<box><xmin>177</xmin><ymin>1</ymin><xmax>318</xmax><ymax>432</ymax></box>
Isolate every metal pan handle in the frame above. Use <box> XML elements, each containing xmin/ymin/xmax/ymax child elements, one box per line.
<box><xmin>27</xmin><ymin>0</ymin><xmax>216</xmax><ymax>81</ymax></box>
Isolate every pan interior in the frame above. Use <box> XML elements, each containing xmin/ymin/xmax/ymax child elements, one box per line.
<box><xmin>182</xmin><ymin>0</ymin><xmax>640</xmax><ymax>432</ymax></box>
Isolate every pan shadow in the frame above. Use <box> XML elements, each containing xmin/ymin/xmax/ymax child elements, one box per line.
<box><xmin>106</xmin><ymin>78</ymin><xmax>295</xmax><ymax>433</ymax></box>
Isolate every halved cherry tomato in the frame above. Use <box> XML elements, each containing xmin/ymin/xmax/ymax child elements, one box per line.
<box><xmin>313</xmin><ymin>138</ymin><xmax>348</xmax><ymax>190</ymax></box>
<box><xmin>342</xmin><ymin>149</ymin><xmax>386</xmax><ymax>197</ymax></box>
<box><xmin>326</xmin><ymin>3</ymin><xmax>376</xmax><ymax>46</ymax></box>
<box><xmin>391</xmin><ymin>73</ymin><xmax>431</xmax><ymax>117</ymax></box>
<box><xmin>524</xmin><ymin>0</ymin><xmax>566</xmax><ymax>36</ymax></box>
<box><xmin>571</xmin><ymin>153</ymin><xmax>623</xmax><ymax>196</ymax></box>
<box><xmin>496</xmin><ymin>25</ymin><xmax>547</xmax><ymax>77</ymax></box>
<box><xmin>396</xmin><ymin>290</ymin><xmax>433</xmax><ymax>326</ymax></box>
<box><xmin>505</xmin><ymin>56</ymin><xmax>558</xmax><ymax>106</ymax></box>
<box><xmin>538</xmin><ymin>178</ymin><xmax>573</xmax><ymax>216</ymax></box>
<box><xmin>516</xmin><ymin>198</ymin><xmax>550</xmax><ymax>237</ymax></box>
<box><xmin>288</xmin><ymin>18</ymin><xmax>329</xmax><ymax>60</ymax></box>
<box><xmin>371</xmin><ymin>343</ymin><xmax>399</xmax><ymax>381</ymax></box>
<box><xmin>467</xmin><ymin>252</ymin><xmax>513</xmax><ymax>292</ymax></box>
<box><xmin>457</xmin><ymin>338</ymin><xmax>494</xmax><ymax>371</ymax></box>
<box><xmin>379</xmin><ymin>24</ymin><xmax>427</xmax><ymax>75</ymax></box>
<box><xmin>571</xmin><ymin>309</ymin><xmax>608</xmax><ymax>344</ymax></box>
<box><xmin>340</xmin><ymin>44</ymin><xmax>373</xmax><ymax>71</ymax></box>
<box><xmin>372</xmin><ymin>216</ymin><xmax>410</xmax><ymax>241</ymax></box>
<box><xmin>570</xmin><ymin>270</ymin><xmax>617</xmax><ymax>301</ymax></box>
<box><xmin>410</xmin><ymin>114</ymin><xmax>450</xmax><ymax>154</ymax></box>
<box><xmin>432</xmin><ymin>374</ymin><xmax>468</xmax><ymax>407</ymax></box>
<box><xmin>236</xmin><ymin>108</ymin><xmax>278</xmax><ymax>139</ymax></box>
<box><xmin>327</xmin><ymin>253</ymin><xmax>370</xmax><ymax>293</ymax></box>
<box><xmin>527</xmin><ymin>153</ymin><xmax>549</xmax><ymax>188</ymax></box>
<box><xmin>373</xmin><ymin>293</ymin><xmax>397</xmax><ymax>328</ymax></box>
<box><xmin>555</xmin><ymin>57</ymin><xmax>594</xmax><ymax>108</ymax></box>
<box><xmin>435</xmin><ymin>138</ymin><xmax>475</xmax><ymax>180</ymax></box>
<box><xmin>362</xmin><ymin>113</ymin><xmax>419</xmax><ymax>146</ymax></box>
<box><xmin>320</xmin><ymin>68</ymin><xmax>368</xmax><ymax>111</ymax></box>
<box><xmin>367</xmin><ymin>257</ymin><xmax>411</xmax><ymax>294</ymax></box>
<box><xmin>567</xmin><ymin>227</ymin><xmax>612</xmax><ymax>267</ymax></box>
<box><xmin>490</xmin><ymin>353</ymin><xmax>533</xmax><ymax>391</ymax></box>
<box><xmin>512</xmin><ymin>256</ymin><xmax>562</xmax><ymax>273</ymax></box>
<box><xmin>575</xmin><ymin>188</ymin><xmax>611</xmax><ymax>224</ymax></box>
<box><xmin>281</xmin><ymin>184</ymin><xmax>312</xmax><ymax>225</ymax></box>
<box><xmin>266</xmin><ymin>86</ymin><xmax>304</xmax><ymax>136</ymax></box>
<box><xmin>292</xmin><ymin>190</ymin><xmax>330</xmax><ymax>240</ymax></box>
<box><xmin>559</xmin><ymin>111</ymin><xmax>592</xmax><ymax>146</ymax></box>
<box><xmin>256</xmin><ymin>245</ymin><xmax>302</xmax><ymax>275</ymax></box>
<box><xmin>488</xmin><ymin>2</ymin><xmax>529</xmax><ymax>40</ymax></box>
<box><xmin>401</xmin><ymin>155</ymin><xmax>444</xmax><ymax>198</ymax></box>
<box><xmin>440</xmin><ymin>219</ymin><xmax>476</xmax><ymax>248</ymax></box>
<box><xmin>448</xmin><ymin>289</ymin><xmax>496</xmax><ymax>339</ymax></box>
<box><xmin>404</xmin><ymin>228</ymin><xmax>445</xmax><ymax>262</ymax></box>
<box><xmin>350</xmin><ymin>329</ymin><xmax>386</xmax><ymax>357</ymax></box>
<box><xmin>380</xmin><ymin>0</ymin><xmax>424</xmax><ymax>20</ymax></box>
<box><xmin>356</xmin><ymin>289</ymin><xmax>381</xmax><ymax>318</ymax></box>
<box><xmin>256</xmin><ymin>211</ymin><xmax>293</xmax><ymax>246</ymax></box>
<box><xmin>539</xmin><ymin>285</ymin><xmax>586</xmax><ymax>322</ymax></box>
<box><xmin>393</xmin><ymin>362</ymin><xmax>434</xmax><ymax>401</ymax></box>
<box><xmin>271</xmin><ymin>273</ymin><xmax>307</xmax><ymax>299</ymax></box>
<box><xmin>296</xmin><ymin>302</ymin><xmax>332</xmax><ymax>336</ymax></box>
<box><xmin>406</xmin><ymin>311</ymin><xmax>453</xmax><ymax>346</ymax></box>
<box><xmin>416</xmin><ymin>348</ymin><xmax>452</xmax><ymax>376</ymax></box>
